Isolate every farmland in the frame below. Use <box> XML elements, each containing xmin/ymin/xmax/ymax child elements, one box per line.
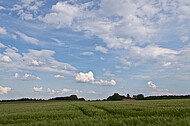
<box><xmin>0</xmin><ymin>99</ymin><xmax>190</xmax><ymax>126</ymax></box>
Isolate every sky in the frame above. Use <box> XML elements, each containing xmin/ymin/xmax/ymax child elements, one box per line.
<box><xmin>0</xmin><ymin>0</ymin><xmax>190</xmax><ymax>100</ymax></box>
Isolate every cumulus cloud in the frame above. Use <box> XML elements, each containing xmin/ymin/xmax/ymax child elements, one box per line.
<box><xmin>121</xmin><ymin>45</ymin><xmax>178</xmax><ymax>67</ymax></box>
<box><xmin>75</xmin><ymin>71</ymin><xmax>95</xmax><ymax>83</ymax></box>
<box><xmin>87</xmin><ymin>90</ymin><xmax>96</xmax><ymax>94</ymax></box>
<box><xmin>76</xmin><ymin>89</ymin><xmax>83</xmax><ymax>94</ymax></box>
<box><xmin>18</xmin><ymin>11</ymin><xmax>33</xmax><ymax>20</ymax></box>
<box><xmin>0</xmin><ymin>44</ymin><xmax>76</xmax><ymax>75</ymax></box>
<box><xmin>81</xmin><ymin>52</ymin><xmax>94</xmax><ymax>56</ymax></box>
<box><xmin>95</xmin><ymin>46</ymin><xmax>108</xmax><ymax>54</ymax></box>
<box><xmin>47</xmin><ymin>88</ymin><xmax>56</xmax><ymax>94</ymax></box>
<box><xmin>75</xmin><ymin>71</ymin><xmax>116</xmax><ymax>86</ymax></box>
<box><xmin>54</xmin><ymin>74</ymin><xmax>64</xmax><ymax>79</ymax></box>
<box><xmin>38</xmin><ymin>0</ymin><xmax>190</xmax><ymax>74</ymax></box>
<box><xmin>11</xmin><ymin>0</ymin><xmax>44</xmax><ymax>20</ymax></box>
<box><xmin>33</xmin><ymin>87</ymin><xmax>43</xmax><ymax>92</ymax></box>
<box><xmin>14</xmin><ymin>73</ymin><xmax>41</xmax><ymax>81</ymax></box>
<box><xmin>61</xmin><ymin>88</ymin><xmax>73</xmax><ymax>94</ymax></box>
<box><xmin>35</xmin><ymin>0</ymin><xmax>190</xmax><ymax>79</ymax></box>
<box><xmin>15</xmin><ymin>31</ymin><xmax>39</xmax><ymax>45</ymax></box>
<box><xmin>0</xmin><ymin>27</ymin><xmax>7</xmax><ymax>35</ymax></box>
<box><xmin>39</xmin><ymin>0</ymin><xmax>190</xmax><ymax>50</ymax></box>
<box><xmin>0</xmin><ymin>55</ymin><xmax>12</xmax><ymax>63</ymax></box>
<box><xmin>148</xmin><ymin>81</ymin><xmax>157</xmax><ymax>89</ymax></box>
<box><xmin>0</xmin><ymin>85</ymin><xmax>11</xmax><ymax>95</ymax></box>
<box><xmin>31</xmin><ymin>60</ymin><xmax>44</xmax><ymax>66</ymax></box>
<box><xmin>40</xmin><ymin>1</ymin><xmax>80</xmax><ymax>28</ymax></box>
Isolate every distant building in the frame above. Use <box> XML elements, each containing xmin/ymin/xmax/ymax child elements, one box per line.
<box><xmin>122</xmin><ymin>99</ymin><xmax>136</xmax><ymax>101</ymax></box>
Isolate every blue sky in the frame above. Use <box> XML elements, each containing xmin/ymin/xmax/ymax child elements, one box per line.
<box><xmin>0</xmin><ymin>0</ymin><xmax>190</xmax><ymax>100</ymax></box>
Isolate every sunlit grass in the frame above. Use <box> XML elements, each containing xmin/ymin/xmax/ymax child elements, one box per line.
<box><xmin>0</xmin><ymin>99</ymin><xmax>190</xmax><ymax>125</ymax></box>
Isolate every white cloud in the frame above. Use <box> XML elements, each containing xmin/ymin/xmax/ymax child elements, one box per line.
<box><xmin>163</xmin><ymin>62</ymin><xmax>171</xmax><ymax>67</ymax></box>
<box><xmin>115</xmin><ymin>65</ymin><xmax>129</xmax><ymax>70</ymax></box>
<box><xmin>75</xmin><ymin>71</ymin><xmax>95</xmax><ymax>83</ymax></box>
<box><xmin>31</xmin><ymin>60</ymin><xmax>44</xmax><ymax>66</ymax></box>
<box><xmin>52</xmin><ymin>38</ymin><xmax>64</xmax><ymax>46</ymax></box>
<box><xmin>81</xmin><ymin>52</ymin><xmax>94</xmax><ymax>56</ymax></box>
<box><xmin>148</xmin><ymin>81</ymin><xmax>157</xmax><ymax>89</ymax></box>
<box><xmin>121</xmin><ymin>45</ymin><xmax>178</xmax><ymax>67</ymax></box>
<box><xmin>33</xmin><ymin>87</ymin><xmax>43</xmax><ymax>92</ymax></box>
<box><xmin>75</xmin><ymin>71</ymin><xmax>116</xmax><ymax>86</ymax></box>
<box><xmin>0</xmin><ymin>27</ymin><xmax>7</xmax><ymax>35</ymax></box>
<box><xmin>18</xmin><ymin>11</ymin><xmax>33</xmax><ymax>20</ymax></box>
<box><xmin>40</xmin><ymin>1</ymin><xmax>80</xmax><ymax>28</ymax></box>
<box><xmin>0</xmin><ymin>86</ymin><xmax>11</xmax><ymax>95</ymax></box>
<box><xmin>15</xmin><ymin>31</ymin><xmax>39</xmax><ymax>45</ymax></box>
<box><xmin>0</xmin><ymin>6</ymin><xmax>5</xmax><ymax>10</ymax></box>
<box><xmin>92</xmin><ymin>79</ymin><xmax>116</xmax><ymax>86</ymax></box>
<box><xmin>14</xmin><ymin>73</ymin><xmax>41</xmax><ymax>81</ymax></box>
<box><xmin>0</xmin><ymin>43</ymin><xmax>6</xmax><ymax>48</ymax></box>
<box><xmin>54</xmin><ymin>74</ymin><xmax>64</xmax><ymax>79</ymax></box>
<box><xmin>14</xmin><ymin>73</ymin><xmax>19</xmax><ymax>78</ymax></box>
<box><xmin>0</xmin><ymin>45</ymin><xmax>76</xmax><ymax>75</ymax></box>
<box><xmin>87</xmin><ymin>90</ymin><xmax>96</xmax><ymax>94</ymax></box>
<box><xmin>95</xmin><ymin>46</ymin><xmax>108</xmax><ymax>54</ymax></box>
<box><xmin>39</xmin><ymin>0</ymin><xmax>190</xmax><ymax>50</ymax></box>
<box><xmin>37</xmin><ymin>0</ymin><xmax>190</xmax><ymax>77</ymax></box>
<box><xmin>61</xmin><ymin>88</ymin><xmax>73</xmax><ymax>94</ymax></box>
<box><xmin>76</xmin><ymin>89</ymin><xmax>83</xmax><ymax>94</ymax></box>
<box><xmin>180</xmin><ymin>36</ymin><xmax>189</xmax><ymax>42</ymax></box>
<box><xmin>11</xmin><ymin>0</ymin><xmax>44</xmax><ymax>20</ymax></box>
<box><xmin>0</xmin><ymin>55</ymin><xmax>12</xmax><ymax>63</ymax></box>
<box><xmin>103</xmin><ymin>71</ymin><xmax>115</xmax><ymax>77</ymax></box>
<box><xmin>12</xmin><ymin>34</ymin><xmax>17</xmax><ymax>39</ymax></box>
<box><xmin>47</xmin><ymin>88</ymin><xmax>56</xmax><ymax>94</ymax></box>
<box><xmin>100</xmin><ymin>57</ymin><xmax>104</xmax><ymax>60</ymax></box>
<box><xmin>12</xmin><ymin>47</ymin><xmax>18</xmax><ymax>52</ymax></box>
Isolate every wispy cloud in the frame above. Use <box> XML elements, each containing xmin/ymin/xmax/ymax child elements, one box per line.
<box><xmin>95</xmin><ymin>46</ymin><xmax>108</xmax><ymax>54</ymax></box>
<box><xmin>15</xmin><ymin>31</ymin><xmax>39</xmax><ymax>45</ymax></box>
<box><xmin>81</xmin><ymin>52</ymin><xmax>94</xmax><ymax>56</ymax></box>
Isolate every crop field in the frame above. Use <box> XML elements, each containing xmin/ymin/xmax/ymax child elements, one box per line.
<box><xmin>0</xmin><ymin>99</ymin><xmax>190</xmax><ymax>126</ymax></box>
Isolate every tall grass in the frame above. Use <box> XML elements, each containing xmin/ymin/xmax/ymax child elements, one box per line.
<box><xmin>0</xmin><ymin>99</ymin><xmax>190</xmax><ymax>125</ymax></box>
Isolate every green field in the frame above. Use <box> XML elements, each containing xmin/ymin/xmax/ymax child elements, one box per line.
<box><xmin>0</xmin><ymin>99</ymin><xmax>190</xmax><ymax>126</ymax></box>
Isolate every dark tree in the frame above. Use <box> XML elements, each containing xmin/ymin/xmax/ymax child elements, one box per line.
<box><xmin>107</xmin><ymin>93</ymin><xmax>122</xmax><ymax>101</ymax></box>
<box><xmin>69</xmin><ymin>95</ymin><xmax>78</xmax><ymax>100</ymax></box>
<box><xmin>137</xmin><ymin>94</ymin><xmax>144</xmax><ymax>100</ymax></box>
<box><xmin>133</xmin><ymin>95</ymin><xmax>137</xmax><ymax>99</ymax></box>
<box><xmin>126</xmin><ymin>94</ymin><xmax>131</xmax><ymax>99</ymax></box>
<box><xmin>78</xmin><ymin>98</ymin><xmax>85</xmax><ymax>101</ymax></box>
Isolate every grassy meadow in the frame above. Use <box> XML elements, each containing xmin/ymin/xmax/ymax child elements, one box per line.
<box><xmin>0</xmin><ymin>99</ymin><xmax>190</xmax><ymax>126</ymax></box>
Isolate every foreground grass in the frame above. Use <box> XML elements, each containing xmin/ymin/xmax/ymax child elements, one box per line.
<box><xmin>0</xmin><ymin>99</ymin><xmax>190</xmax><ymax>126</ymax></box>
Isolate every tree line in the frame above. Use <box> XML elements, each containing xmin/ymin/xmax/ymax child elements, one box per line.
<box><xmin>105</xmin><ymin>93</ymin><xmax>190</xmax><ymax>101</ymax></box>
<box><xmin>1</xmin><ymin>93</ymin><xmax>190</xmax><ymax>102</ymax></box>
<box><xmin>0</xmin><ymin>95</ymin><xmax>85</xmax><ymax>102</ymax></box>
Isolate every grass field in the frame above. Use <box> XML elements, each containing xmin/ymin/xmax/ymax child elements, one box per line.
<box><xmin>0</xmin><ymin>99</ymin><xmax>190</xmax><ymax>126</ymax></box>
